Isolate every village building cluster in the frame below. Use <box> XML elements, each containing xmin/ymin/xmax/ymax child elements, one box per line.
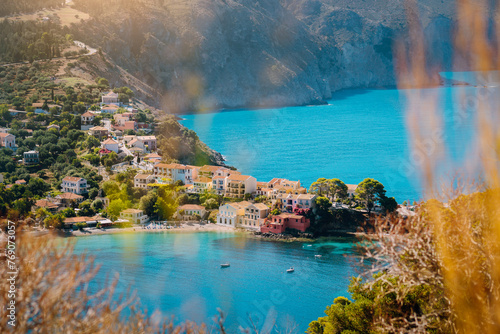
<box><xmin>3</xmin><ymin>91</ymin><xmax>365</xmax><ymax>234</ymax></box>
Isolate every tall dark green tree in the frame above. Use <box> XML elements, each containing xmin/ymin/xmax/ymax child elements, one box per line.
<box><xmin>354</xmin><ymin>178</ymin><xmax>387</xmax><ymax>214</ymax></box>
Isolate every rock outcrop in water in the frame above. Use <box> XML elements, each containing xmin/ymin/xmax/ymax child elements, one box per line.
<box><xmin>74</xmin><ymin>0</ymin><xmax>465</xmax><ymax>112</ymax></box>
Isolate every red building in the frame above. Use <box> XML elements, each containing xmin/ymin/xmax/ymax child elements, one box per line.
<box><xmin>260</xmin><ymin>213</ymin><xmax>310</xmax><ymax>234</ymax></box>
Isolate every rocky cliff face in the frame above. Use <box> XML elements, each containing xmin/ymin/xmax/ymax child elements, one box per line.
<box><xmin>74</xmin><ymin>0</ymin><xmax>465</xmax><ymax>112</ymax></box>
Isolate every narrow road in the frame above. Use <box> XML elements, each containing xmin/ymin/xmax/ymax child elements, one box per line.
<box><xmin>0</xmin><ymin>40</ymin><xmax>96</xmax><ymax>67</ymax></box>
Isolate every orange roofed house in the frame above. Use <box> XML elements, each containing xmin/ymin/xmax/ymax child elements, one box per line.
<box><xmin>260</xmin><ymin>213</ymin><xmax>311</xmax><ymax>234</ymax></box>
<box><xmin>225</xmin><ymin>174</ymin><xmax>257</xmax><ymax>199</ymax></box>
<box><xmin>55</xmin><ymin>192</ymin><xmax>84</xmax><ymax>208</ymax></box>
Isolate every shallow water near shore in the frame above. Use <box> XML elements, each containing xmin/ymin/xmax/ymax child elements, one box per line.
<box><xmin>73</xmin><ymin>231</ymin><xmax>361</xmax><ymax>333</ymax></box>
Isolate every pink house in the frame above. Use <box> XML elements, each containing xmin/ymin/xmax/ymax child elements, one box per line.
<box><xmin>260</xmin><ymin>213</ymin><xmax>310</xmax><ymax>234</ymax></box>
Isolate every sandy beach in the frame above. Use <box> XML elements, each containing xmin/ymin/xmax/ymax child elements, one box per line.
<box><xmin>69</xmin><ymin>222</ymin><xmax>242</xmax><ymax>237</ymax></box>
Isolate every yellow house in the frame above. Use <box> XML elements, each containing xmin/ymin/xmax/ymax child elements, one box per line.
<box><xmin>120</xmin><ymin>209</ymin><xmax>149</xmax><ymax>224</ymax></box>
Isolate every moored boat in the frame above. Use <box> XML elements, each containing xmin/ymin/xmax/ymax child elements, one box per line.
<box><xmin>286</xmin><ymin>267</ymin><xmax>294</xmax><ymax>273</ymax></box>
<box><xmin>220</xmin><ymin>263</ymin><xmax>230</xmax><ymax>268</ymax></box>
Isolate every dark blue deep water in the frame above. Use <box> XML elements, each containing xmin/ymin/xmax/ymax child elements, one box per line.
<box><xmin>74</xmin><ymin>232</ymin><xmax>360</xmax><ymax>333</ymax></box>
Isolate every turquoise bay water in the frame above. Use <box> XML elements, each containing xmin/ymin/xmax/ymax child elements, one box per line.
<box><xmin>180</xmin><ymin>84</ymin><xmax>488</xmax><ymax>202</ymax></box>
<box><xmin>74</xmin><ymin>232</ymin><xmax>360</xmax><ymax>333</ymax></box>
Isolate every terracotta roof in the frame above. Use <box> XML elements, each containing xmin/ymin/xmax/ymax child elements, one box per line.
<box><xmin>227</xmin><ymin>174</ymin><xmax>252</xmax><ymax>181</ymax></box>
<box><xmin>154</xmin><ymin>163</ymin><xmax>189</xmax><ymax>170</ymax></box>
<box><xmin>134</xmin><ymin>174</ymin><xmax>153</xmax><ymax>180</ymax></box>
<box><xmin>15</xmin><ymin>180</ymin><xmax>26</xmax><ymax>184</ymax></box>
<box><xmin>194</xmin><ymin>176</ymin><xmax>212</xmax><ymax>183</ymax></box>
<box><xmin>347</xmin><ymin>184</ymin><xmax>358</xmax><ymax>191</ymax></box>
<box><xmin>89</xmin><ymin>126</ymin><xmax>108</xmax><ymax>131</ymax></box>
<box><xmin>225</xmin><ymin>201</ymin><xmax>252</xmax><ymax>210</ymax></box>
<box><xmin>102</xmin><ymin>138</ymin><xmax>118</xmax><ymax>145</ymax></box>
<box><xmin>102</xmin><ymin>104</ymin><xmax>119</xmax><ymax>109</ymax></box>
<box><xmin>32</xmin><ymin>103</ymin><xmax>44</xmax><ymax>108</ymax></box>
<box><xmin>252</xmin><ymin>203</ymin><xmax>269</xmax><ymax>210</ymax></box>
<box><xmin>104</xmin><ymin>92</ymin><xmax>119</xmax><ymax>98</ymax></box>
<box><xmin>199</xmin><ymin>165</ymin><xmax>221</xmax><ymax>173</ymax></box>
<box><xmin>121</xmin><ymin>209</ymin><xmax>143</xmax><ymax>214</ymax></box>
<box><xmin>64</xmin><ymin>216</ymin><xmax>93</xmax><ymax>223</ymax></box>
<box><xmin>138</xmin><ymin>136</ymin><xmax>156</xmax><ymax>141</ymax></box>
<box><xmin>144</xmin><ymin>153</ymin><xmax>161</xmax><ymax>159</ymax></box>
<box><xmin>0</xmin><ymin>133</ymin><xmax>14</xmax><ymax>138</ymax></box>
<box><xmin>178</xmin><ymin>204</ymin><xmax>205</xmax><ymax>211</ymax></box>
<box><xmin>128</xmin><ymin>138</ymin><xmax>140</xmax><ymax>146</ymax></box>
<box><xmin>34</xmin><ymin>199</ymin><xmax>59</xmax><ymax>209</ymax></box>
<box><xmin>57</xmin><ymin>192</ymin><xmax>84</xmax><ymax>200</ymax></box>
<box><xmin>212</xmin><ymin>176</ymin><xmax>225</xmax><ymax>180</ymax></box>
<box><xmin>82</xmin><ymin>111</ymin><xmax>95</xmax><ymax>117</ymax></box>
<box><xmin>63</xmin><ymin>176</ymin><xmax>84</xmax><ymax>182</ymax></box>
<box><xmin>278</xmin><ymin>193</ymin><xmax>316</xmax><ymax>200</ymax></box>
<box><xmin>274</xmin><ymin>213</ymin><xmax>304</xmax><ymax>220</ymax></box>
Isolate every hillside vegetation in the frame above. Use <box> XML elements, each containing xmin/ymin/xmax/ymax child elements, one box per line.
<box><xmin>68</xmin><ymin>0</ymin><xmax>474</xmax><ymax>112</ymax></box>
<box><xmin>0</xmin><ymin>0</ymin><xmax>65</xmax><ymax>17</ymax></box>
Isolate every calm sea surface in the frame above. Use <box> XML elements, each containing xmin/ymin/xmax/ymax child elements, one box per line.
<box><xmin>180</xmin><ymin>78</ymin><xmax>494</xmax><ymax>202</ymax></box>
<box><xmin>74</xmin><ymin>232</ymin><xmax>361</xmax><ymax>333</ymax></box>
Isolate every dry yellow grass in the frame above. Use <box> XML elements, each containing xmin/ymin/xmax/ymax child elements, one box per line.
<box><xmin>6</xmin><ymin>6</ymin><xmax>89</xmax><ymax>26</ymax></box>
<box><xmin>361</xmin><ymin>0</ymin><xmax>500</xmax><ymax>333</ymax></box>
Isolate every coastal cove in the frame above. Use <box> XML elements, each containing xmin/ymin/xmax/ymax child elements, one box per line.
<box><xmin>180</xmin><ymin>81</ymin><xmax>484</xmax><ymax>202</ymax></box>
<box><xmin>73</xmin><ymin>231</ymin><xmax>361</xmax><ymax>333</ymax></box>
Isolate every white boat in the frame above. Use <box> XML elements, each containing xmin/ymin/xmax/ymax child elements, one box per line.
<box><xmin>286</xmin><ymin>267</ymin><xmax>294</xmax><ymax>273</ymax></box>
<box><xmin>220</xmin><ymin>263</ymin><xmax>230</xmax><ymax>268</ymax></box>
<box><xmin>315</xmin><ymin>255</ymin><xmax>322</xmax><ymax>258</ymax></box>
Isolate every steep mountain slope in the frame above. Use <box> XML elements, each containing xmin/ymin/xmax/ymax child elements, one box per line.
<box><xmin>71</xmin><ymin>0</ymin><xmax>475</xmax><ymax>112</ymax></box>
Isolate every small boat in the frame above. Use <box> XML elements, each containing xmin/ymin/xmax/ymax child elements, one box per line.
<box><xmin>314</xmin><ymin>255</ymin><xmax>322</xmax><ymax>258</ymax></box>
<box><xmin>220</xmin><ymin>263</ymin><xmax>230</xmax><ymax>268</ymax></box>
<box><xmin>286</xmin><ymin>267</ymin><xmax>294</xmax><ymax>273</ymax></box>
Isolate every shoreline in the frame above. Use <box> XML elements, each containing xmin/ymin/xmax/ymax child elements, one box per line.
<box><xmin>62</xmin><ymin>224</ymin><xmax>360</xmax><ymax>243</ymax></box>
<box><xmin>67</xmin><ymin>223</ymin><xmax>239</xmax><ymax>237</ymax></box>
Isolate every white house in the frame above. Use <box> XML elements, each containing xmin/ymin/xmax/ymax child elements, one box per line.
<box><xmin>153</xmin><ymin>163</ymin><xmax>198</xmax><ymax>185</ymax></box>
<box><xmin>128</xmin><ymin>138</ymin><xmax>145</xmax><ymax>151</ymax></box>
<box><xmin>134</xmin><ymin>174</ymin><xmax>155</xmax><ymax>189</ymax></box>
<box><xmin>216</xmin><ymin>201</ymin><xmax>268</xmax><ymax>230</ymax></box>
<box><xmin>177</xmin><ymin>204</ymin><xmax>206</xmax><ymax>220</ymax></box>
<box><xmin>101</xmin><ymin>138</ymin><xmax>119</xmax><ymax>153</ymax></box>
<box><xmin>120</xmin><ymin>209</ymin><xmax>149</xmax><ymax>224</ymax></box>
<box><xmin>81</xmin><ymin>111</ymin><xmax>95</xmax><ymax>130</ymax></box>
<box><xmin>61</xmin><ymin>176</ymin><xmax>88</xmax><ymax>195</ymax></box>
<box><xmin>0</xmin><ymin>133</ymin><xmax>16</xmax><ymax>149</ymax></box>
<box><xmin>216</xmin><ymin>202</ymin><xmax>251</xmax><ymax>227</ymax></box>
<box><xmin>102</xmin><ymin>92</ymin><xmax>119</xmax><ymax>105</ymax></box>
